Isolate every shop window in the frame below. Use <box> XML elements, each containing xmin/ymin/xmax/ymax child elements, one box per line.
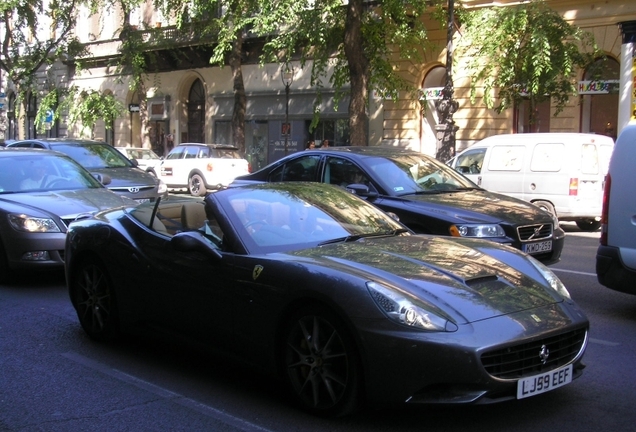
<box><xmin>581</xmin><ymin>57</ymin><xmax>619</xmax><ymax>140</ymax></box>
<box><xmin>515</xmin><ymin>99</ymin><xmax>551</xmax><ymax>133</ymax></box>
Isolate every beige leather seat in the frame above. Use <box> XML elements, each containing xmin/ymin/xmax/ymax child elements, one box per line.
<box><xmin>180</xmin><ymin>202</ymin><xmax>208</xmax><ymax>231</ymax></box>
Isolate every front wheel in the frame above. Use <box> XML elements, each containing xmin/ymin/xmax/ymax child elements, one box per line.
<box><xmin>70</xmin><ymin>258</ymin><xmax>119</xmax><ymax>341</ymax></box>
<box><xmin>188</xmin><ymin>173</ymin><xmax>207</xmax><ymax>197</ymax></box>
<box><xmin>282</xmin><ymin>306</ymin><xmax>362</xmax><ymax>418</ymax></box>
<box><xmin>576</xmin><ymin>219</ymin><xmax>601</xmax><ymax>231</ymax></box>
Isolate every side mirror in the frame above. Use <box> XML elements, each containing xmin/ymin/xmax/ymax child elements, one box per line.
<box><xmin>93</xmin><ymin>173</ymin><xmax>112</xmax><ymax>186</ymax></box>
<box><xmin>171</xmin><ymin>231</ymin><xmax>222</xmax><ymax>260</ymax></box>
<box><xmin>130</xmin><ymin>159</ymin><xmax>139</xmax><ymax>168</ymax></box>
<box><xmin>346</xmin><ymin>183</ymin><xmax>379</xmax><ymax>199</ymax></box>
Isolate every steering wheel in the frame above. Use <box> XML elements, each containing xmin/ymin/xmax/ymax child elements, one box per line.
<box><xmin>46</xmin><ymin>178</ymin><xmax>72</xmax><ymax>188</ymax></box>
<box><xmin>245</xmin><ymin>220</ymin><xmax>269</xmax><ymax>228</ymax></box>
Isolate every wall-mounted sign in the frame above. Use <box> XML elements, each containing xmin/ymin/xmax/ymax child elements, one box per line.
<box><xmin>128</xmin><ymin>104</ymin><xmax>140</xmax><ymax>113</ymax></box>
<box><xmin>578</xmin><ymin>80</ymin><xmax>620</xmax><ymax>95</ymax></box>
<box><xmin>421</xmin><ymin>87</ymin><xmax>444</xmax><ymax>101</ymax></box>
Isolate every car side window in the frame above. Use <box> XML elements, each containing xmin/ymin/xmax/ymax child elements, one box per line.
<box><xmin>184</xmin><ymin>147</ymin><xmax>198</xmax><ymax>159</ymax></box>
<box><xmin>324</xmin><ymin>157</ymin><xmax>371</xmax><ymax>187</ymax></box>
<box><xmin>456</xmin><ymin>149</ymin><xmax>486</xmax><ymax>174</ymax></box>
<box><xmin>268</xmin><ymin>155</ymin><xmax>320</xmax><ymax>182</ymax></box>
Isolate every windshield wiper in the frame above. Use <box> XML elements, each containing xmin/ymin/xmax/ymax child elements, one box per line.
<box><xmin>319</xmin><ymin>229</ymin><xmax>409</xmax><ymax>245</ymax></box>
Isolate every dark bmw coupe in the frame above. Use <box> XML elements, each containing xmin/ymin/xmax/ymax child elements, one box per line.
<box><xmin>233</xmin><ymin>146</ymin><xmax>565</xmax><ymax>265</ymax></box>
<box><xmin>65</xmin><ymin>182</ymin><xmax>588</xmax><ymax>417</ymax></box>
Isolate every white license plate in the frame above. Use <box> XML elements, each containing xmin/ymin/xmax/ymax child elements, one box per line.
<box><xmin>523</xmin><ymin>240</ymin><xmax>552</xmax><ymax>254</ymax></box>
<box><xmin>135</xmin><ymin>198</ymin><xmax>150</xmax><ymax>203</ymax></box>
<box><xmin>517</xmin><ymin>364</ymin><xmax>573</xmax><ymax>399</ymax></box>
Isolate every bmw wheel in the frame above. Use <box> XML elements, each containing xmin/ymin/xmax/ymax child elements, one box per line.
<box><xmin>70</xmin><ymin>258</ymin><xmax>119</xmax><ymax>341</ymax></box>
<box><xmin>282</xmin><ymin>306</ymin><xmax>361</xmax><ymax>418</ymax></box>
<box><xmin>188</xmin><ymin>173</ymin><xmax>207</xmax><ymax>197</ymax></box>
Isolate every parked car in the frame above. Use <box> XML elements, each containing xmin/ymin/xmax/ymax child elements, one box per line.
<box><xmin>233</xmin><ymin>146</ymin><xmax>565</xmax><ymax>265</ymax></box>
<box><xmin>115</xmin><ymin>146</ymin><xmax>163</xmax><ymax>176</ymax></box>
<box><xmin>157</xmin><ymin>143</ymin><xmax>250</xmax><ymax>196</ymax></box>
<box><xmin>65</xmin><ymin>182</ymin><xmax>588</xmax><ymax>417</ymax></box>
<box><xmin>448</xmin><ymin>133</ymin><xmax>614</xmax><ymax>231</ymax></box>
<box><xmin>7</xmin><ymin>139</ymin><xmax>167</xmax><ymax>203</ymax></box>
<box><xmin>0</xmin><ymin>148</ymin><xmax>136</xmax><ymax>283</ymax></box>
<box><xmin>596</xmin><ymin>123</ymin><xmax>636</xmax><ymax>294</ymax></box>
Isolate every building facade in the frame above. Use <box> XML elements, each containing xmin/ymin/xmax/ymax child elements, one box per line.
<box><xmin>2</xmin><ymin>1</ymin><xmax>635</xmax><ymax>169</ymax></box>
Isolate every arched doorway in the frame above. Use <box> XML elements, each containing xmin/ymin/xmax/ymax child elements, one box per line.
<box><xmin>581</xmin><ymin>57</ymin><xmax>620</xmax><ymax>140</ymax></box>
<box><xmin>187</xmin><ymin>80</ymin><xmax>205</xmax><ymax>143</ymax></box>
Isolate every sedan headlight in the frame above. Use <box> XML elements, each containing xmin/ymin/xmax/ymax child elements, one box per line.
<box><xmin>449</xmin><ymin>224</ymin><xmax>505</xmax><ymax>238</ymax></box>
<box><xmin>8</xmin><ymin>214</ymin><xmax>61</xmax><ymax>233</ymax></box>
<box><xmin>367</xmin><ymin>281</ymin><xmax>457</xmax><ymax>332</ymax></box>
<box><xmin>529</xmin><ymin>258</ymin><xmax>571</xmax><ymax>300</ymax></box>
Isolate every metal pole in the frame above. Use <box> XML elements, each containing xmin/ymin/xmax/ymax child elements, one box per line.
<box><xmin>281</xmin><ymin>65</ymin><xmax>294</xmax><ymax>156</ymax></box>
<box><xmin>435</xmin><ymin>0</ymin><xmax>459</xmax><ymax>162</ymax></box>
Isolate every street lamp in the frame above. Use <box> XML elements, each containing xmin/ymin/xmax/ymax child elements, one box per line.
<box><xmin>435</xmin><ymin>0</ymin><xmax>459</xmax><ymax>162</ymax></box>
<box><xmin>281</xmin><ymin>64</ymin><xmax>294</xmax><ymax>155</ymax></box>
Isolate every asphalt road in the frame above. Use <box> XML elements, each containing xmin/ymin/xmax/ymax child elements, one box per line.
<box><xmin>1</xmin><ymin>223</ymin><xmax>635</xmax><ymax>432</ymax></box>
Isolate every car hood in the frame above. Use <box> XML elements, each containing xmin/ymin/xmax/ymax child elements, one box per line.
<box><xmin>1</xmin><ymin>189</ymin><xmax>134</xmax><ymax>219</ymax></box>
<box><xmin>393</xmin><ymin>189</ymin><xmax>550</xmax><ymax>224</ymax></box>
<box><xmin>89</xmin><ymin>167</ymin><xmax>158</xmax><ymax>187</ymax></box>
<box><xmin>287</xmin><ymin>235</ymin><xmax>562</xmax><ymax>324</ymax></box>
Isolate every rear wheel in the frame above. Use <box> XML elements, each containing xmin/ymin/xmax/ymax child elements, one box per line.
<box><xmin>188</xmin><ymin>173</ymin><xmax>207</xmax><ymax>196</ymax></box>
<box><xmin>282</xmin><ymin>305</ymin><xmax>362</xmax><ymax>418</ymax></box>
<box><xmin>70</xmin><ymin>258</ymin><xmax>119</xmax><ymax>341</ymax></box>
<box><xmin>576</xmin><ymin>219</ymin><xmax>601</xmax><ymax>231</ymax></box>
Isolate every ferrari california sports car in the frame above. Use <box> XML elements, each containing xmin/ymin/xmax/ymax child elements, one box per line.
<box><xmin>65</xmin><ymin>182</ymin><xmax>588</xmax><ymax>417</ymax></box>
<box><xmin>0</xmin><ymin>148</ymin><xmax>135</xmax><ymax>283</ymax></box>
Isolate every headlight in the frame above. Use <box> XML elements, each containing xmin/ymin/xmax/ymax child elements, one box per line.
<box><xmin>529</xmin><ymin>258</ymin><xmax>571</xmax><ymax>300</ymax></box>
<box><xmin>157</xmin><ymin>179</ymin><xmax>168</xmax><ymax>195</ymax></box>
<box><xmin>449</xmin><ymin>224</ymin><xmax>505</xmax><ymax>238</ymax></box>
<box><xmin>9</xmin><ymin>214</ymin><xmax>61</xmax><ymax>233</ymax></box>
<box><xmin>367</xmin><ymin>281</ymin><xmax>457</xmax><ymax>332</ymax></box>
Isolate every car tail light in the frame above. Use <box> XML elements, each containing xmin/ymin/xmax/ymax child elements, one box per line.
<box><xmin>599</xmin><ymin>173</ymin><xmax>611</xmax><ymax>245</ymax></box>
<box><xmin>568</xmin><ymin>178</ymin><xmax>578</xmax><ymax>196</ymax></box>
<box><xmin>207</xmin><ymin>162</ymin><xmax>214</xmax><ymax>172</ymax></box>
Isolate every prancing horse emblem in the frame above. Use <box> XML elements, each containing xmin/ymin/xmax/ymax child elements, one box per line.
<box><xmin>252</xmin><ymin>265</ymin><xmax>264</xmax><ymax>280</ymax></box>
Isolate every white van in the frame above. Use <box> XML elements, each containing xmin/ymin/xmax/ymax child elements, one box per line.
<box><xmin>596</xmin><ymin>123</ymin><xmax>636</xmax><ymax>295</ymax></box>
<box><xmin>450</xmin><ymin>133</ymin><xmax>614</xmax><ymax>231</ymax></box>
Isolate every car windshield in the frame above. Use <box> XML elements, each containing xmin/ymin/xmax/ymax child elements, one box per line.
<box><xmin>366</xmin><ymin>154</ymin><xmax>478</xmax><ymax>196</ymax></box>
<box><xmin>0</xmin><ymin>154</ymin><xmax>104</xmax><ymax>194</ymax></box>
<box><xmin>56</xmin><ymin>144</ymin><xmax>133</xmax><ymax>169</ymax></box>
<box><xmin>219</xmin><ymin>183</ymin><xmax>407</xmax><ymax>251</ymax></box>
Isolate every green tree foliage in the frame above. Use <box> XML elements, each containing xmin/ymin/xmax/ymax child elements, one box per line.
<box><xmin>458</xmin><ymin>0</ymin><xmax>601</xmax><ymax>128</ymax></box>
<box><xmin>0</xmin><ymin>0</ymin><xmax>93</xmax><ymax>131</ymax></box>
<box><xmin>259</xmin><ymin>0</ymin><xmax>435</xmax><ymax>146</ymax></box>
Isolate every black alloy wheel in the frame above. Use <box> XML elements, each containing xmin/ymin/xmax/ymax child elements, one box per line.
<box><xmin>282</xmin><ymin>306</ymin><xmax>361</xmax><ymax>418</ymax></box>
<box><xmin>71</xmin><ymin>259</ymin><xmax>119</xmax><ymax>341</ymax></box>
<box><xmin>189</xmin><ymin>173</ymin><xmax>207</xmax><ymax>197</ymax></box>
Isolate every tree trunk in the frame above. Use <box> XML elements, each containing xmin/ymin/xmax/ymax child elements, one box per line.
<box><xmin>344</xmin><ymin>0</ymin><xmax>369</xmax><ymax>146</ymax></box>
<box><xmin>230</xmin><ymin>30</ymin><xmax>246</xmax><ymax>154</ymax></box>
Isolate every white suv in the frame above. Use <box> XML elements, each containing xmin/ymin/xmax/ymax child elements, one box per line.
<box><xmin>158</xmin><ymin>143</ymin><xmax>250</xmax><ymax>196</ymax></box>
<box><xmin>596</xmin><ymin>122</ymin><xmax>636</xmax><ymax>295</ymax></box>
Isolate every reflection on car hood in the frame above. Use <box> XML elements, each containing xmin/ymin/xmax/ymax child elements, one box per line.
<box><xmin>397</xmin><ymin>189</ymin><xmax>551</xmax><ymax>224</ymax></box>
<box><xmin>288</xmin><ymin>235</ymin><xmax>559</xmax><ymax>323</ymax></box>
<box><xmin>2</xmin><ymin>189</ymin><xmax>134</xmax><ymax>218</ymax></box>
<box><xmin>90</xmin><ymin>167</ymin><xmax>158</xmax><ymax>187</ymax></box>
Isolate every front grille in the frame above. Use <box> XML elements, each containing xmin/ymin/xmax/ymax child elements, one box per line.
<box><xmin>481</xmin><ymin>328</ymin><xmax>587</xmax><ymax>379</ymax></box>
<box><xmin>517</xmin><ymin>223</ymin><xmax>553</xmax><ymax>241</ymax></box>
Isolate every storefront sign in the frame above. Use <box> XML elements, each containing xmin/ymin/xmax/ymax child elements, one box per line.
<box><xmin>577</xmin><ymin>80</ymin><xmax>620</xmax><ymax>94</ymax></box>
<box><xmin>421</xmin><ymin>87</ymin><xmax>444</xmax><ymax>101</ymax></box>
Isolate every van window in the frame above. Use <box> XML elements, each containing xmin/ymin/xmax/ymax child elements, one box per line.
<box><xmin>488</xmin><ymin>146</ymin><xmax>524</xmax><ymax>171</ymax></box>
<box><xmin>530</xmin><ymin>143</ymin><xmax>565</xmax><ymax>172</ymax></box>
<box><xmin>580</xmin><ymin>144</ymin><xmax>599</xmax><ymax>175</ymax></box>
<box><xmin>455</xmin><ymin>148</ymin><xmax>486</xmax><ymax>174</ymax></box>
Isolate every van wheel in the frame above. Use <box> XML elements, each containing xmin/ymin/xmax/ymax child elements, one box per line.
<box><xmin>575</xmin><ymin>219</ymin><xmax>601</xmax><ymax>232</ymax></box>
<box><xmin>534</xmin><ymin>200</ymin><xmax>556</xmax><ymax>217</ymax></box>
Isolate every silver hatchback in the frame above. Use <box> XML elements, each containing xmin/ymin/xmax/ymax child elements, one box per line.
<box><xmin>8</xmin><ymin>139</ymin><xmax>167</xmax><ymax>203</ymax></box>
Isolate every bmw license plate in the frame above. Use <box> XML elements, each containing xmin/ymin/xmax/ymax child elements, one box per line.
<box><xmin>517</xmin><ymin>364</ymin><xmax>573</xmax><ymax>399</ymax></box>
<box><xmin>523</xmin><ymin>240</ymin><xmax>552</xmax><ymax>254</ymax></box>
